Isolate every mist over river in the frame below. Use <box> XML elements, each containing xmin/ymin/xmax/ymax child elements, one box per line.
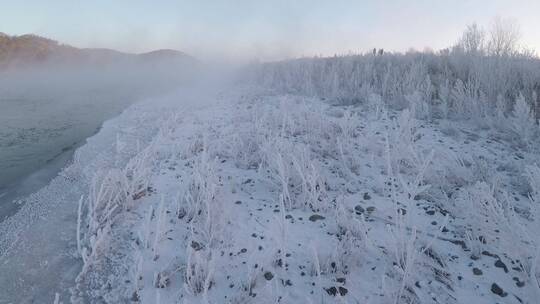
<box><xmin>0</xmin><ymin>94</ymin><xmax>133</xmax><ymax>218</ymax></box>
<box><xmin>0</xmin><ymin>64</ymin><xmax>191</xmax><ymax>220</ymax></box>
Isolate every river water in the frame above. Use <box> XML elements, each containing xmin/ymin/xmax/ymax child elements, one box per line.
<box><xmin>0</xmin><ymin>65</ymin><xmax>186</xmax><ymax>221</ymax></box>
<box><xmin>0</xmin><ymin>64</ymin><xmax>192</xmax><ymax>303</ymax></box>
<box><xmin>0</xmin><ymin>92</ymin><xmax>135</xmax><ymax>221</ymax></box>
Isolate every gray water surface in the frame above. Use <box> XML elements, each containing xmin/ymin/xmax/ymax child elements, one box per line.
<box><xmin>0</xmin><ymin>63</ymin><xmax>194</xmax><ymax>303</ymax></box>
<box><xmin>0</xmin><ymin>92</ymin><xmax>136</xmax><ymax>220</ymax></box>
<box><xmin>0</xmin><ymin>64</ymin><xmax>189</xmax><ymax>220</ymax></box>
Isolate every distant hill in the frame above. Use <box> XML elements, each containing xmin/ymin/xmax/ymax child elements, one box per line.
<box><xmin>0</xmin><ymin>32</ymin><xmax>196</xmax><ymax>70</ymax></box>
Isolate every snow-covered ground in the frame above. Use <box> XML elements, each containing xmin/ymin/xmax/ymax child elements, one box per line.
<box><xmin>48</xmin><ymin>86</ymin><xmax>540</xmax><ymax>303</ymax></box>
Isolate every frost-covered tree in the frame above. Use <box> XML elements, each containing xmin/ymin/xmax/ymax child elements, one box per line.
<box><xmin>456</xmin><ymin>23</ymin><xmax>485</xmax><ymax>55</ymax></box>
<box><xmin>511</xmin><ymin>93</ymin><xmax>537</xmax><ymax>142</ymax></box>
<box><xmin>488</xmin><ymin>17</ymin><xmax>521</xmax><ymax>57</ymax></box>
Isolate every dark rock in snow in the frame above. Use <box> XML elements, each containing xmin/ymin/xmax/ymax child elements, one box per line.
<box><xmin>191</xmin><ymin>241</ymin><xmax>203</xmax><ymax>251</ymax></box>
<box><xmin>325</xmin><ymin>287</ymin><xmax>337</xmax><ymax>296</ymax></box>
<box><xmin>131</xmin><ymin>291</ymin><xmax>140</xmax><ymax>302</ymax></box>
<box><xmin>478</xmin><ymin>235</ymin><xmax>486</xmax><ymax>244</ymax></box>
<box><xmin>482</xmin><ymin>250</ymin><xmax>499</xmax><ymax>258</ymax></box>
<box><xmin>154</xmin><ymin>272</ymin><xmax>170</xmax><ymax>288</ymax></box>
<box><xmin>264</xmin><ymin>271</ymin><xmax>274</xmax><ymax>281</ymax></box>
<box><xmin>495</xmin><ymin>260</ymin><xmax>508</xmax><ymax>273</ymax></box>
<box><xmin>177</xmin><ymin>207</ymin><xmax>187</xmax><ymax>219</ymax></box>
<box><xmin>363</xmin><ymin>192</ymin><xmax>371</xmax><ymax>200</ymax></box>
<box><xmin>491</xmin><ymin>283</ymin><xmax>507</xmax><ymax>297</ymax></box>
<box><xmin>513</xmin><ymin>277</ymin><xmax>525</xmax><ymax>287</ymax></box>
<box><xmin>338</xmin><ymin>286</ymin><xmax>348</xmax><ymax>296</ymax></box>
<box><xmin>309</xmin><ymin>214</ymin><xmax>325</xmax><ymax>222</ymax></box>
<box><xmin>472</xmin><ymin>267</ymin><xmax>483</xmax><ymax>275</ymax></box>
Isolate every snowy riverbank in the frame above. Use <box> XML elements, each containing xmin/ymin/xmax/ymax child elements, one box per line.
<box><xmin>50</xmin><ymin>86</ymin><xmax>540</xmax><ymax>303</ymax></box>
<box><xmin>0</xmin><ymin>90</ymin><xmax>199</xmax><ymax>303</ymax></box>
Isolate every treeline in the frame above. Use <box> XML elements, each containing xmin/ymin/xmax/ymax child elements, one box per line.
<box><xmin>248</xmin><ymin>18</ymin><xmax>540</xmax><ymax>124</ymax></box>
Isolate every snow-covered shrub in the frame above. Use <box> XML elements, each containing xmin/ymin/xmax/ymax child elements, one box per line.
<box><xmin>183</xmin><ymin>131</ymin><xmax>205</xmax><ymax>159</ymax></box>
<box><xmin>336</xmin><ymin>135</ymin><xmax>362</xmax><ymax>178</ymax></box>
<box><xmin>230</xmin><ymin>132</ymin><xmax>261</xmax><ymax>170</ymax></box>
<box><xmin>332</xmin><ymin>108</ymin><xmax>365</xmax><ymax>179</ymax></box>
<box><xmin>266</xmin><ymin>147</ymin><xmax>293</xmax><ymax>209</ymax></box>
<box><xmin>463</xmin><ymin>229</ymin><xmax>483</xmax><ymax>259</ymax></box>
<box><xmin>291</xmin><ymin>146</ymin><xmax>328</xmax><ymax>211</ymax></box>
<box><xmin>74</xmin><ymin>140</ymin><xmax>156</xmax><ymax>298</ymax></box>
<box><xmin>384</xmin><ymin>107</ymin><xmax>433</xmax><ymax>202</ymax></box>
<box><xmin>240</xmin><ymin>258</ymin><xmax>260</xmax><ymax>298</ymax></box>
<box><xmin>334</xmin><ymin>202</ymin><xmax>371</xmax><ymax>249</ymax></box>
<box><xmin>86</xmin><ymin>169</ymin><xmax>128</xmax><ymax>240</ymax></box>
<box><xmin>386</xmin><ymin>108</ymin><xmax>420</xmax><ymax>168</ymax></box>
<box><xmin>226</xmin><ymin>104</ymin><xmax>270</xmax><ymax>170</ymax></box>
<box><xmin>521</xmin><ymin>164</ymin><xmax>540</xmax><ymax>293</ymax></box>
<box><xmin>387</xmin><ymin>210</ymin><xmax>419</xmax><ymax>304</ymax></box>
<box><xmin>336</xmin><ymin>108</ymin><xmax>357</xmax><ymax>138</ymax></box>
<box><xmin>333</xmin><ymin>202</ymin><xmax>371</xmax><ymax>276</ymax></box>
<box><xmin>452</xmin><ymin>181</ymin><xmax>535</xmax><ymax>273</ymax></box>
<box><xmin>471</xmin><ymin>156</ymin><xmax>495</xmax><ymax>183</ymax></box>
<box><xmin>427</xmin><ymin>148</ymin><xmax>473</xmax><ymax>196</ymax></box>
<box><xmin>406</xmin><ymin>91</ymin><xmax>430</xmax><ymax>120</ymax></box>
<box><xmin>453</xmin><ymin>183</ymin><xmax>504</xmax><ymax>238</ymax></box>
<box><xmin>124</xmin><ymin>142</ymin><xmax>154</xmax><ymax>203</ymax></box>
<box><xmin>80</xmin><ymin>136</ymin><xmax>155</xmax><ymax>248</ymax></box>
<box><xmin>450</xmin><ymin>78</ymin><xmax>486</xmax><ymax>120</ymax></box>
<box><xmin>383</xmin><ymin>125</ymin><xmax>436</xmax><ymax>304</ymax></box>
<box><xmin>152</xmin><ymin>195</ymin><xmax>166</xmax><ymax>260</ymax></box>
<box><xmin>397</xmin><ymin>150</ymin><xmax>433</xmax><ymax>202</ymax></box>
<box><xmin>491</xmin><ymin>94</ymin><xmax>508</xmax><ymax>130</ymax></box>
<box><xmin>76</xmin><ymin>195</ymin><xmax>85</xmax><ymax>263</ymax></box>
<box><xmin>526</xmin><ymin>164</ymin><xmax>540</xmax><ymax>205</ymax></box>
<box><xmin>368</xmin><ymin>93</ymin><xmax>385</xmax><ymax>119</ymax></box>
<box><xmin>309</xmin><ymin>241</ymin><xmax>349</xmax><ymax>276</ymax></box>
<box><xmin>182</xmin><ymin>150</ymin><xmax>222</xmax><ymax>248</ymax></box>
<box><xmin>184</xmin><ymin>246</ymin><xmax>214</xmax><ymax>296</ymax></box>
<box><xmin>511</xmin><ymin>93</ymin><xmax>537</xmax><ymax>144</ymax></box>
<box><xmin>144</xmin><ymin>204</ymin><xmax>155</xmax><ymax>250</ymax></box>
<box><xmin>438</xmin><ymin>80</ymin><xmax>452</xmax><ymax>119</ymax></box>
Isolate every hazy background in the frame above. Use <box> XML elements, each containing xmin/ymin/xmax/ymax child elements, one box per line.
<box><xmin>1</xmin><ymin>0</ymin><xmax>539</xmax><ymax>61</ymax></box>
<box><xmin>0</xmin><ymin>53</ymin><xmax>198</xmax><ymax>220</ymax></box>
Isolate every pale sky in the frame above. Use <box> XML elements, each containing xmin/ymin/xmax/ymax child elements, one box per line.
<box><xmin>1</xmin><ymin>0</ymin><xmax>539</xmax><ymax>60</ymax></box>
